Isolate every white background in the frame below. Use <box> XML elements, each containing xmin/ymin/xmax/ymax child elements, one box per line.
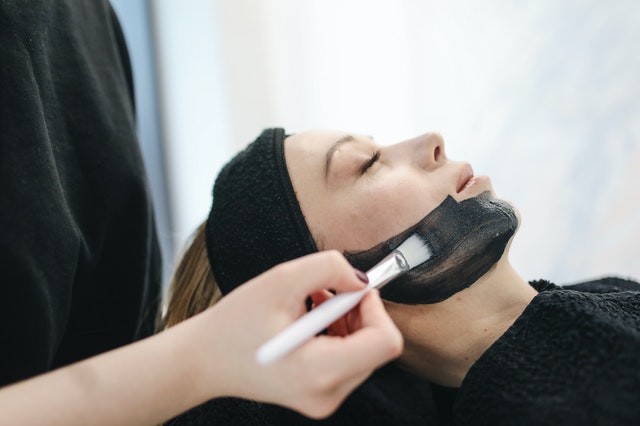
<box><xmin>150</xmin><ymin>0</ymin><xmax>640</xmax><ymax>285</ymax></box>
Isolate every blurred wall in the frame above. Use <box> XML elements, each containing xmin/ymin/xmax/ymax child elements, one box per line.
<box><xmin>110</xmin><ymin>0</ymin><xmax>174</xmax><ymax>283</ymax></box>
<box><xmin>151</xmin><ymin>0</ymin><xmax>640</xmax><ymax>284</ymax></box>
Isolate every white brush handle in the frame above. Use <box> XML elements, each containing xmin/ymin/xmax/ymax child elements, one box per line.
<box><xmin>255</xmin><ymin>288</ymin><xmax>369</xmax><ymax>365</ymax></box>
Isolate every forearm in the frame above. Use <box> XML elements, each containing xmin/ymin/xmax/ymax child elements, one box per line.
<box><xmin>0</xmin><ymin>311</ymin><xmax>216</xmax><ymax>426</ymax></box>
<box><xmin>0</xmin><ymin>252</ymin><xmax>403</xmax><ymax>424</ymax></box>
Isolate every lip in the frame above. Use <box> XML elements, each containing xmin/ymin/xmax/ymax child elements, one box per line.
<box><xmin>456</xmin><ymin>163</ymin><xmax>474</xmax><ymax>193</ymax></box>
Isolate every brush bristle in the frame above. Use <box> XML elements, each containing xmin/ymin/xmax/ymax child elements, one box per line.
<box><xmin>396</xmin><ymin>234</ymin><xmax>432</xmax><ymax>268</ymax></box>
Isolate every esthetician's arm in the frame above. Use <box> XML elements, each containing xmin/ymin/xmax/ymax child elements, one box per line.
<box><xmin>0</xmin><ymin>251</ymin><xmax>402</xmax><ymax>425</ymax></box>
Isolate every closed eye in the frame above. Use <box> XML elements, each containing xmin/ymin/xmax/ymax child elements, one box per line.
<box><xmin>359</xmin><ymin>150</ymin><xmax>381</xmax><ymax>174</ymax></box>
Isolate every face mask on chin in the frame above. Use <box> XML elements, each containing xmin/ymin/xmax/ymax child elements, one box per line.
<box><xmin>345</xmin><ymin>191</ymin><xmax>518</xmax><ymax>304</ymax></box>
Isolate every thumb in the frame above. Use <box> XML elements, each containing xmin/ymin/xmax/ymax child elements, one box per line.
<box><xmin>273</xmin><ymin>251</ymin><xmax>367</xmax><ymax>301</ymax></box>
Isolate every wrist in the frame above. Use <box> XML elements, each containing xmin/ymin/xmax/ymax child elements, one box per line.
<box><xmin>186</xmin><ymin>307</ymin><xmax>229</xmax><ymax>401</ymax></box>
<box><xmin>153</xmin><ymin>308</ymin><xmax>225</xmax><ymax>408</ymax></box>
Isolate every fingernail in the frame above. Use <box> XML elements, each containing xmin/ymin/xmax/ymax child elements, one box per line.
<box><xmin>354</xmin><ymin>269</ymin><xmax>369</xmax><ymax>284</ymax></box>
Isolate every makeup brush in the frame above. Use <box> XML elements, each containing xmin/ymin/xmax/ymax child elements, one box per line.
<box><xmin>256</xmin><ymin>234</ymin><xmax>432</xmax><ymax>365</ymax></box>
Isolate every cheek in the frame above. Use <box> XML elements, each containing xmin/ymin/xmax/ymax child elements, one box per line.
<box><xmin>334</xmin><ymin>181</ymin><xmax>444</xmax><ymax>250</ymax></box>
<box><xmin>325</xmin><ymin>204</ymin><xmax>399</xmax><ymax>250</ymax></box>
<box><xmin>366</xmin><ymin>178</ymin><xmax>443</xmax><ymax>226</ymax></box>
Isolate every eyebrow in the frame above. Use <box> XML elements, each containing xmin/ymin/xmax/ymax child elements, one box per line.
<box><xmin>324</xmin><ymin>134</ymin><xmax>356</xmax><ymax>180</ymax></box>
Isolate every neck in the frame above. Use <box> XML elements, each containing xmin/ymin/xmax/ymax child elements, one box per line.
<box><xmin>386</xmin><ymin>257</ymin><xmax>537</xmax><ymax>387</ymax></box>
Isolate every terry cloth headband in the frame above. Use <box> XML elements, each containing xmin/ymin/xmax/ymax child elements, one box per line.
<box><xmin>206</xmin><ymin>128</ymin><xmax>319</xmax><ymax>295</ymax></box>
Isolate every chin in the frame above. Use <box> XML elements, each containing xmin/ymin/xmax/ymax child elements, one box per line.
<box><xmin>501</xmin><ymin>198</ymin><xmax>521</xmax><ymax>229</ymax></box>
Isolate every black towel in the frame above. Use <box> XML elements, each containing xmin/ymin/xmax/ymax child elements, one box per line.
<box><xmin>206</xmin><ymin>128</ymin><xmax>318</xmax><ymax>295</ymax></box>
<box><xmin>453</xmin><ymin>277</ymin><xmax>640</xmax><ymax>425</ymax></box>
<box><xmin>167</xmin><ymin>363</ymin><xmax>437</xmax><ymax>425</ymax></box>
<box><xmin>167</xmin><ymin>278</ymin><xmax>640</xmax><ymax>425</ymax></box>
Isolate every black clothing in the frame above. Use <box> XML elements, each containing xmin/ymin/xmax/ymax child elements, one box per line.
<box><xmin>0</xmin><ymin>0</ymin><xmax>161</xmax><ymax>386</ymax></box>
<box><xmin>207</xmin><ymin>128</ymin><xmax>318</xmax><ymax>295</ymax></box>
<box><xmin>169</xmin><ymin>277</ymin><xmax>639</xmax><ymax>425</ymax></box>
<box><xmin>168</xmin><ymin>363</ymin><xmax>437</xmax><ymax>425</ymax></box>
<box><xmin>453</xmin><ymin>277</ymin><xmax>640</xmax><ymax>425</ymax></box>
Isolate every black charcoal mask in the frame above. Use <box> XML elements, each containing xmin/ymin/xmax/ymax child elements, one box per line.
<box><xmin>345</xmin><ymin>191</ymin><xmax>518</xmax><ymax>304</ymax></box>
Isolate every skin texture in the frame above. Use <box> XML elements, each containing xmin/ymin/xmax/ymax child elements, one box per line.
<box><xmin>286</xmin><ymin>131</ymin><xmax>473</xmax><ymax>252</ymax></box>
<box><xmin>285</xmin><ymin>131</ymin><xmax>517</xmax><ymax>298</ymax></box>
<box><xmin>285</xmin><ymin>130</ymin><xmax>538</xmax><ymax>386</ymax></box>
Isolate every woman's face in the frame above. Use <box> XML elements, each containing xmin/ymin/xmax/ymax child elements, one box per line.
<box><xmin>285</xmin><ymin>130</ymin><xmax>500</xmax><ymax>253</ymax></box>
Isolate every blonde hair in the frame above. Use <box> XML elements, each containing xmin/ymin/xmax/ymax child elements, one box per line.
<box><xmin>159</xmin><ymin>222</ymin><xmax>222</xmax><ymax>330</ymax></box>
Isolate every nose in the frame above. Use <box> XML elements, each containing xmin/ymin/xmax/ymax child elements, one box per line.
<box><xmin>422</xmin><ymin>132</ymin><xmax>445</xmax><ymax>170</ymax></box>
<box><xmin>387</xmin><ymin>132</ymin><xmax>446</xmax><ymax>171</ymax></box>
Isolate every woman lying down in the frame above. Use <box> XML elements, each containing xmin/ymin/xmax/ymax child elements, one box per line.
<box><xmin>162</xmin><ymin>128</ymin><xmax>640</xmax><ymax>425</ymax></box>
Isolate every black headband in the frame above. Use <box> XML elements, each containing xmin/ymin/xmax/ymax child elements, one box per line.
<box><xmin>206</xmin><ymin>128</ymin><xmax>319</xmax><ymax>295</ymax></box>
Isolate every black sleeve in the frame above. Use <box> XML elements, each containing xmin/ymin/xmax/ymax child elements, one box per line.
<box><xmin>0</xmin><ymin>0</ymin><xmax>161</xmax><ymax>386</ymax></box>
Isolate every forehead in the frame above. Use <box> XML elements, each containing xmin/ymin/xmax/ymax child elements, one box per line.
<box><xmin>286</xmin><ymin>130</ymin><xmax>343</xmax><ymax>155</ymax></box>
<box><xmin>284</xmin><ymin>130</ymin><xmax>339</xmax><ymax>179</ymax></box>
<box><xmin>285</xmin><ymin>130</ymin><xmax>371</xmax><ymax>173</ymax></box>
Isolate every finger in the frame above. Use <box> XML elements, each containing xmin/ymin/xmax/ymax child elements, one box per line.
<box><xmin>325</xmin><ymin>313</ymin><xmax>351</xmax><ymax>337</ymax></box>
<box><xmin>309</xmin><ymin>289</ymin><xmax>333</xmax><ymax>308</ymax></box>
<box><xmin>310</xmin><ymin>289</ymin><xmax>357</xmax><ymax>337</ymax></box>
<box><xmin>343</xmin><ymin>308</ymin><xmax>362</xmax><ymax>334</ymax></box>
<box><xmin>353</xmin><ymin>290</ymin><xmax>398</xmax><ymax>332</ymax></box>
<box><xmin>268</xmin><ymin>251</ymin><xmax>367</xmax><ymax>300</ymax></box>
<box><xmin>324</xmin><ymin>291</ymin><xmax>403</xmax><ymax>378</ymax></box>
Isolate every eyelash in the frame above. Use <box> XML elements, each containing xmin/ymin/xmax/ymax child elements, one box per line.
<box><xmin>359</xmin><ymin>150</ymin><xmax>381</xmax><ymax>174</ymax></box>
